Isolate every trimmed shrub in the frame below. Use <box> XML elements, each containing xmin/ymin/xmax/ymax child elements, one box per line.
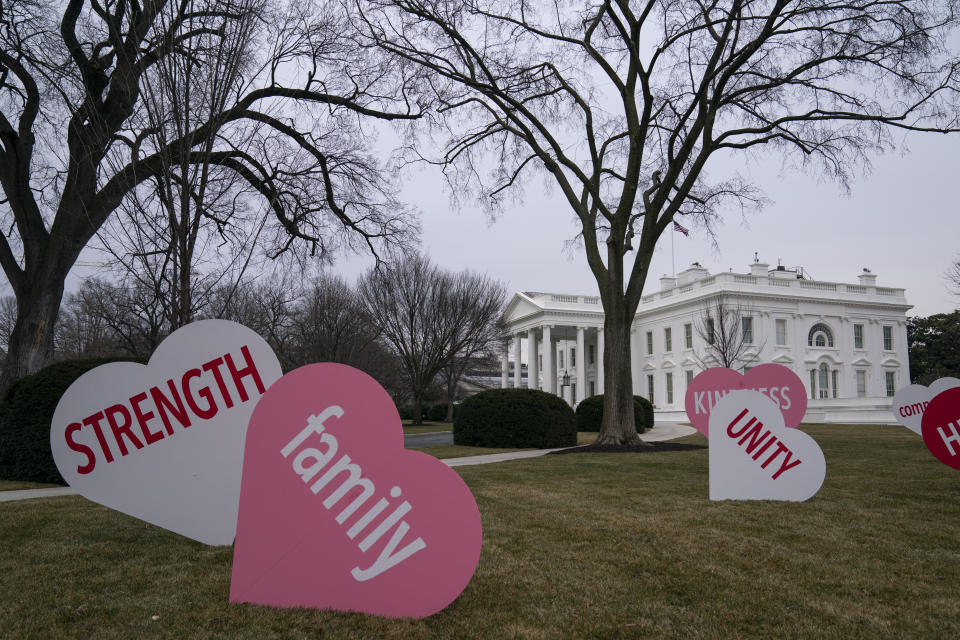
<box><xmin>0</xmin><ymin>358</ymin><xmax>127</xmax><ymax>485</ymax></box>
<box><xmin>574</xmin><ymin>394</ymin><xmax>655</xmax><ymax>433</ymax></box>
<box><xmin>426</xmin><ymin>404</ymin><xmax>448</xmax><ymax>422</ymax></box>
<box><xmin>397</xmin><ymin>405</ymin><xmax>413</xmax><ymax>421</ymax></box>
<box><xmin>454</xmin><ymin>388</ymin><xmax>576</xmax><ymax>448</ymax></box>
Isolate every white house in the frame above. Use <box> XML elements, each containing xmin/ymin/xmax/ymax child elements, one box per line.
<box><xmin>500</xmin><ymin>260</ymin><xmax>911</xmax><ymax>424</ymax></box>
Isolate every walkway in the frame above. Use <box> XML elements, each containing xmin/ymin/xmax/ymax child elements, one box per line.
<box><xmin>0</xmin><ymin>423</ymin><xmax>696</xmax><ymax>503</ymax></box>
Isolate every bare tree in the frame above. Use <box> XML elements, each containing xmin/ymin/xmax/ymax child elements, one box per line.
<box><xmin>354</xmin><ymin>0</ymin><xmax>960</xmax><ymax>444</ymax></box>
<box><xmin>0</xmin><ymin>0</ymin><xmax>420</xmax><ymax>388</ymax></box>
<box><xmin>694</xmin><ymin>294</ymin><xmax>762</xmax><ymax>371</ymax></box>
<box><xmin>947</xmin><ymin>256</ymin><xmax>960</xmax><ymax>296</ymax></box>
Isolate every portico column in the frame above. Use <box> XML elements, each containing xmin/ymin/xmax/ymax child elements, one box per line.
<box><xmin>597</xmin><ymin>329</ymin><xmax>605</xmax><ymax>394</ymax></box>
<box><xmin>513</xmin><ymin>333</ymin><xmax>522</xmax><ymax>388</ymax></box>
<box><xmin>528</xmin><ymin>328</ymin><xmax>539</xmax><ymax>390</ymax></box>
<box><xmin>500</xmin><ymin>342</ymin><xmax>509</xmax><ymax>388</ymax></box>
<box><xmin>576</xmin><ymin>326</ymin><xmax>586</xmax><ymax>404</ymax></box>
<box><xmin>542</xmin><ymin>325</ymin><xmax>554</xmax><ymax>394</ymax></box>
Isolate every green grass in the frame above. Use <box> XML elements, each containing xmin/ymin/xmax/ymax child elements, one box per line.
<box><xmin>411</xmin><ymin>432</ymin><xmax>598</xmax><ymax>459</ymax></box>
<box><xmin>402</xmin><ymin>421</ymin><xmax>453</xmax><ymax>434</ymax></box>
<box><xmin>1</xmin><ymin>424</ymin><xmax>958</xmax><ymax>639</ymax></box>
<box><xmin>0</xmin><ymin>480</ymin><xmax>60</xmax><ymax>491</ymax></box>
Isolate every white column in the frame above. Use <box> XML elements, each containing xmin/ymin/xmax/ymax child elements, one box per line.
<box><xmin>500</xmin><ymin>342</ymin><xmax>509</xmax><ymax>388</ymax></box>
<box><xmin>597</xmin><ymin>328</ymin><xmax>605</xmax><ymax>394</ymax></box>
<box><xmin>528</xmin><ymin>328</ymin><xmax>539</xmax><ymax>391</ymax></box>
<box><xmin>576</xmin><ymin>326</ymin><xmax>586</xmax><ymax>405</ymax></box>
<box><xmin>513</xmin><ymin>334</ymin><xmax>522</xmax><ymax>388</ymax></box>
<box><xmin>542</xmin><ymin>325</ymin><xmax>554</xmax><ymax>394</ymax></box>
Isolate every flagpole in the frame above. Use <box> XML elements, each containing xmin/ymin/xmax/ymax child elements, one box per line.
<box><xmin>671</xmin><ymin>223</ymin><xmax>676</xmax><ymax>278</ymax></box>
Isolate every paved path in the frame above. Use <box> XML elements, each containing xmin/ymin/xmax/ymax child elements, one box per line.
<box><xmin>0</xmin><ymin>423</ymin><xmax>696</xmax><ymax>503</ymax></box>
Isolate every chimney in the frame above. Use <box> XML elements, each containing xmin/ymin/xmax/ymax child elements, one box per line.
<box><xmin>858</xmin><ymin>268</ymin><xmax>877</xmax><ymax>287</ymax></box>
<box><xmin>677</xmin><ymin>262</ymin><xmax>709</xmax><ymax>286</ymax></box>
<box><xmin>659</xmin><ymin>274</ymin><xmax>678</xmax><ymax>291</ymax></box>
<box><xmin>750</xmin><ymin>261</ymin><xmax>769</xmax><ymax>277</ymax></box>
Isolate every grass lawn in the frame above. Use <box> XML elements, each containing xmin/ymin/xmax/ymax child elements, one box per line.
<box><xmin>1</xmin><ymin>424</ymin><xmax>958</xmax><ymax>639</ymax></box>
<box><xmin>409</xmin><ymin>432</ymin><xmax>600</xmax><ymax>459</ymax></box>
<box><xmin>402</xmin><ymin>421</ymin><xmax>453</xmax><ymax>434</ymax></box>
<box><xmin>0</xmin><ymin>480</ymin><xmax>61</xmax><ymax>491</ymax></box>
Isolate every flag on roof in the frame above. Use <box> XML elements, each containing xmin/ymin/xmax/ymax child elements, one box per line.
<box><xmin>673</xmin><ymin>221</ymin><xmax>689</xmax><ymax>236</ymax></box>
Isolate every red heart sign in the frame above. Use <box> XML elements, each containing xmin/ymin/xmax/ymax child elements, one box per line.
<box><xmin>921</xmin><ymin>387</ymin><xmax>960</xmax><ymax>471</ymax></box>
<box><xmin>230</xmin><ymin>363</ymin><xmax>482</xmax><ymax>618</ymax></box>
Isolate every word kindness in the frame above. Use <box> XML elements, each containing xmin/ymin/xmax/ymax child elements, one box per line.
<box><xmin>692</xmin><ymin>385</ymin><xmax>794</xmax><ymax>414</ymax></box>
<box><xmin>724</xmin><ymin>407</ymin><xmax>803</xmax><ymax>480</ymax></box>
<box><xmin>64</xmin><ymin>346</ymin><xmax>266</xmax><ymax>474</ymax></box>
<box><xmin>281</xmin><ymin>406</ymin><xmax>426</xmax><ymax>582</ymax></box>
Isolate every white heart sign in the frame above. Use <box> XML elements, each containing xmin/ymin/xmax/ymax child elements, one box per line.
<box><xmin>709</xmin><ymin>390</ymin><xmax>825</xmax><ymax>501</ymax></box>
<box><xmin>50</xmin><ymin>320</ymin><xmax>282</xmax><ymax>545</ymax></box>
<box><xmin>892</xmin><ymin>377</ymin><xmax>960</xmax><ymax>435</ymax></box>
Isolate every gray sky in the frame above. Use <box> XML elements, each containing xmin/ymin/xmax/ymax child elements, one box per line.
<box><xmin>331</xmin><ymin>130</ymin><xmax>958</xmax><ymax>318</ymax></box>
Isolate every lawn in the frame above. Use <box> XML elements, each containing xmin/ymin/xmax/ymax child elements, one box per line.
<box><xmin>1</xmin><ymin>424</ymin><xmax>958</xmax><ymax>639</ymax></box>
<box><xmin>402</xmin><ymin>421</ymin><xmax>453</xmax><ymax>434</ymax></box>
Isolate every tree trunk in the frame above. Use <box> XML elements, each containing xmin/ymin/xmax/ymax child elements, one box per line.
<box><xmin>595</xmin><ymin>291</ymin><xmax>644</xmax><ymax>446</ymax></box>
<box><xmin>411</xmin><ymin>394</ymin><xmax>423</xmax><ymax>426</ymax></box>
<box><xmin>0</xmin><ymin>273</ymin><xmax>67</xmax><ymax>391</ymax></box>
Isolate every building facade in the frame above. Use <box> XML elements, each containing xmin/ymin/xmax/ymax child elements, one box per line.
<box><xmin>500</xmin><ymin>261</ymin><xmax>911</xmax><ymax>423</ymax></box>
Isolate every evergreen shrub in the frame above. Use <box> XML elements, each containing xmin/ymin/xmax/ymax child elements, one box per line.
<box><xmin>454</xmin><ymin>388</ymin><xmax>576</xmax><ymax>448</ymax></box>
<box><xmin>575</xmin><ymin>394</ymin><xmax>655</xmax><ymax>433</ymax></box>
<box><xmin>426</xmin><ymin>404</ymin><xmax>447</xmax><ymax>422</ymax></box>
<box><xmin>0</xmin><ymin>358</ymin><xmax>125</xmax><ymax>484</ymax></box>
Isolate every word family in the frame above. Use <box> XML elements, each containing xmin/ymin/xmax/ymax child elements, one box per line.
<box><xmin>281</xmin><ymin>406</ymin><xmax>427</xmax><ymax>582</ymax></box>
<box><xmin>692</xmin><ymin>386</ymin><xmax>793</xmax><ymax>415</ymax></box>
<box><xmin>64</xmin><ymin>346</ymin><xmax>266</xmax><ymax>474</ymax></box>
<box><xmin>725</xmin><ymin>407</ymin><xmax>803</xmax><ymax>480</ymax></box>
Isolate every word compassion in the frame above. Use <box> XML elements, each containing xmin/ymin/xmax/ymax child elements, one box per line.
<box><xmin>692</xmin><ymin>386</ymin><xmax>794</xmax><ymax>415</ymax></box>
<box><xmin>63</xmin><ymin>346</ymin><xmax>266</xmax><ymax>474</ymax></box>
<box><xmin>282</xmin><ymin>406</ymin><xmax>427</xmax><ymax>582</ymax></box>
<box><xmin>724</xmin><ymin>408</ymin><xmax>803</xmax><ymax>480</ymax></box>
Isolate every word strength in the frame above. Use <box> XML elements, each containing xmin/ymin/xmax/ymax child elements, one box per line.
<box><xmin>281</xmin><ymin>406</ymin><xmax>427</xmax><ymax>582</ymax></box>
<box><xmin>725</xmin><ymin>408</ymin><xmax>803</xmax><ymax>480</ymax></box>
<box><xmin>63</xmin><ymin>346</ymin><xmax>267</xmax><ymax>474</ymax></box>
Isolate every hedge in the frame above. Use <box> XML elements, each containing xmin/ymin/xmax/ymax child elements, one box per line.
<box><xmin>574</xmin><ymin>394</ymin><xmax>655</xmax><ymax>433</ymax></box>
<box><xmin>0</xmin><ymin>358</ymin><xmax>126</xmax><ymax>485</ymax></box>
<box><xmin>454</xmin><ymin>388</ymin><xmax>576</xmax><ymax>448</ymax></box>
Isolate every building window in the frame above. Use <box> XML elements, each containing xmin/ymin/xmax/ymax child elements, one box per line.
<box><xmin>684</xmin><ymin>323</ymin><xmax>693</xmax><ymax>349</ymax></box>
<box><xmin>572</xmin><ymin>383</ymin><xmax>577</xmax><ymax>401</ymax></box>
<box><xmin>883</xmin><ymin>325</ymin><xmax>893</xmax><ymax>351</ymax></box>
<box><xmin>776</xmin><ymin>319</ymin><xmax>787</xmax><ymax>346</ymax></box>
<box><xmin>885</xmin><ymin>371</ymin><xmax>896</xmax><ymax>397</ymax></box>
<box><xmin>818</xmin><ymin>363</ymin><xmax>829</xmax><ymax>399</ymax></box>
<box><xmin>665</xmin><ymin>327</ymin><xmax>673</xmax><ymax>353</ymax></box>
<box><xmin>588</xmin><ymin>344</ymin><xmax>595</xmax><ymax>364</ymax></box>
<box><xmin>647</xmin><ymin>375</ymin><xmax>654</xmax><ymax>403</ymax></box>
<box><xmin>809</xmin><ymin>369</ymin><xmax>817</xmax><ymax>399</ymax></box>
<box><xmin>706</xmin><ymin>318</ymin><xmax>715</xmax><ymax>344</ymax></box>
<box><xmin>571</xmin><ymin>348</ymin><xmax>576</xmax><ymax>367</ymax></box>
<box><xmin>808</xmin><ymin>323</ymin><xmax>834</xmax><ymax>348</ymax></box>
<box><xmin>742</xmin><ymin>317</ymin><xmax>753</xmax><ymax>344</ymax></box>
<box><xmin>686</xmin><ymin>369</ymin><xmax>694</xmax><ymax>387</ymax></box>
<box><xmin>539</xmin><ymin>355</ymin><xmax>543</xmax><ymax>370</ymax></box>
<box><xmin>559</xmin><ymin>351</ymin><xmax>564</xmax><ymax>369</ymax></box>
<box><xmin>856</xmin><ymin>370</ymin><xmax>866</xmax><ymax>397</ymax></box>
<box><xmin>589</xmin><ymin>381</ymin><xmax>595</xmax><ymax>396</ymax></box>
<box><xmin>831</xmin><ymin>369</ymin><xmax>839</xmax><ymax>399</ymax></box>
<box><xmin>854</xmin><ymin>324</ymin><xmax>864</xmax><ymax>349</ymax></box>
<box><xmin>646</xmin><ymin>331</ymin><xmax>653</xmax><ymax>355</ymax></box>
<box><xmin>666</xmin><ymin>372</ymin><xmax>674</xmax><ymax>404</ymax></box>
<box><xmin>743</xmin><ymin>366</ymin><xmax>753</xmax><ymax>374</ymax></box>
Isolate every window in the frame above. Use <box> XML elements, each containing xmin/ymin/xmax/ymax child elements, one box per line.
<box><xmin>571</xmin><ymin>348</ymin><xmax>576</xmax><ymax>367</ymax></box>
<box><xmin>559</xmin><ymin>351</ymin><xmax>564</xmax><ymax>369</ymax></box>
<box><xmin>539</xmin><ymin>355</ymin><xmax>543</xmax><ymax>370</ymax></box>
<box><xmin>686</xmin><ymin>369</ymin><xmax>694</xmax><ymax>387</ymax></box>
<box><xmin>809</xmin><ymin>369</ymin><xmax>817</xmax><ymax>399</ymax></box>
<box><xmin>666</xmin><ymin>372</ymin><xmax>674</xmax><ymax>404</ymax></box>
<box><xmin>856</xmin><ymin>370</ymin><xmax>866</xmax><ymax>397</ymax></box>
<box><xmin>664</xmin><ymin>327</ymin><xmax>673</xmax><ymax>352</ymax></box>
<box><xmin>742</xmin><ymin>317</ymin><xmax>753</xmax><ymax>344</ymax></box>
<box><xmin>588</xmin><ymin>344</ymin><xmax>595</xmax><ymax>365</ymax></box>
<box><xmin>818</xmin><ymin>363</ymin><xmax>829</xmax><ymax>399</ymax></box>
<box><xmin>885</xmin><ymin>371</ymin><xmax>896</xmax><ymax>397</ymax></box>
<box><xmin>743</xmin><ymin>366</ymin><xmax>753</xmax><ymax>374</ymax></box>
<box><xmin>647</xmin><ymin>375</ymin><xmax>654</xmax><ymax>402</ymax></box>
<box><xmin>706</xmin><ymin>318</ymin><xmax>715</xmax><ymax>345</ymax></box>
<box><xmin>684</xmin><ymin>323</ymin><xmax>693</xmax><ymax>349</ymax></box>
<box><xmin>831</xmin><ymin>369</ymin><xmax>839</xmax><ymax>399</ymax></box>
<box><xmin>776</xmin><ymin>319</ymin><xmax>787</xmax><ymax>346</ymax></box>
<box><xmin>646</xmin><ymin>331</ymin><xmax>653</xmax><ymax>355</ymax></box>
<box><xmin>883</xmin><ymin>325</ymin><xmax>893</xmax><ymax>351</ymax></box>
<box><xmin>854</xmin><ymin>324</ymin><xmax>864</xmax><ymax>349</ymax></box>
<box><xmin>589</xmin><ymin>381</ymin><xmax>595</xmax><ymax>396</ymax></box>
<box><xmin>572</xmin><ymin>383</ymin><xmax>577</xmax><ymax>401</ymax></box>
<box><xmin>808</xmin><ymin>323</ymin><xmax>834</xmax><ymax>347</ymax></box>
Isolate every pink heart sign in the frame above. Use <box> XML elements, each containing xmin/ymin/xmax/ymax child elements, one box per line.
<box><xmin>684</xmin><ymin>363</ymin><xmax>807</xmax><ymax>437</ymax></box>
<box><xmin>230</xmin><ymin>363</ymin><xmax>482</xmax><ymax>619</ymax></box>
<box><xmin>920</xmin><ymin>387</ymin><xmax>960</xmax><ymax>470</ymax></box>
<box><xmin>50</xmin><ymin>320</ymin><xmax>283</xmax><ymax>545</ymax></box>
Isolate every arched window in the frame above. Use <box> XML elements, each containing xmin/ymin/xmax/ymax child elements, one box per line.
<box><xmin>808</xmin><ymin>323</ymin><xmax>834</xmax><ymax>348</ymax></box>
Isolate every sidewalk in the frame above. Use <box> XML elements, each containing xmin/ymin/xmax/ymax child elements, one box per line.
<box><xmin>0</xmin><ymin>423</ymin><xmax>697</xmax><ymax>502</ymax></box>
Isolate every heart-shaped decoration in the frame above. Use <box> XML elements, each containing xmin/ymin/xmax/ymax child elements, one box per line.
<box><xmin>50</xmin><ymin>320</ymin><xmax>283</xmax><ymax>545</ymax></box>
<box><xmin>230</xmin><ymin>363</ymin><xmax>482</xmax><ymax>619</ymax></box>
<box><xmin>892</xmin><ymin>377</ymin><xmax>960</xmax><ymax>435</ymax></box>
<box><xmin>921</xmin><ymin>387</ymin><xmax>960</xmax><ymax>470</ymax></box>
<box><xmin>709</xmin><ymin>390</ymin><xmax>825</xmax><ymax>501</ymax></box>
<box><xmin>685</xmin><ymin>363</ymin><xmax>807</xmax><ymax>437</ymax></box>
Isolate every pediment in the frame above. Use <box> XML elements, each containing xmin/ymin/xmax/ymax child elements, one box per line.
<box><xmin>642</xmin><ymin>362</ymin><xmax>657</xmax><ymax>372</ymax></box>
<box><xmin>771</xmin><ymin>353</ymin><xmax>795</xmax><ymax>364</ymax></box>
<box><xmin>681</xmin><ymin>355</ymin><xmax>698</xmax><ymax>367</ymax></box>
<box><xmin>881</xmin><ymin>356</ymin><xmax>902</xmax><ymax>368</ymax></box>
<box><xmin>661</xmin><ymin>358</ymin><xmax>676</xmax><ymax>369</ymax></box>
<box><xmin>851</xmin><ymin>356</ymin><xmax>872</xmax><ymax>367</ymax></box>
<box><xmin>502</xmin><ymin>293</ymin><xmax>542</xmax><ymax>325</ymax></box>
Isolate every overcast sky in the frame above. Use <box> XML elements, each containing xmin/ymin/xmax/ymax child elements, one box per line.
<box><xmin>328</xmin><ymin>129</ymin><xmax>958</xmax><ymax>318</ymax></box>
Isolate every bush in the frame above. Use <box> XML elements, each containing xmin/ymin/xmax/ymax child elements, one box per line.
<box><xmin>454</xmin><ymin>388</ymin><xmax>576</xmax><ymax>448</ymax></box>
<box><xmin>397</xmin><ymin>405</ymin><xmax>413</xmax><ymax>421</ymax></box>
<box><xmin>0</xmin><ymin>358</ymin><xmax>126</xmax><ymax>485</ymax></box>
<box><xmin>426</xmin><ymin>404</ymin><xmax>448</xmax><ymax>422</ymax></box>
<box><xmin>574</xmin><ymin>394</ymin><xmax>655</xmax><ymax>433</ymax></box>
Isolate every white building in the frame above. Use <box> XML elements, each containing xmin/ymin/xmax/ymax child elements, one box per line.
<box><xmin>500</xmin><ymin>260</ymin><xmax>911</xmax><ymax>424</ymax></box>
